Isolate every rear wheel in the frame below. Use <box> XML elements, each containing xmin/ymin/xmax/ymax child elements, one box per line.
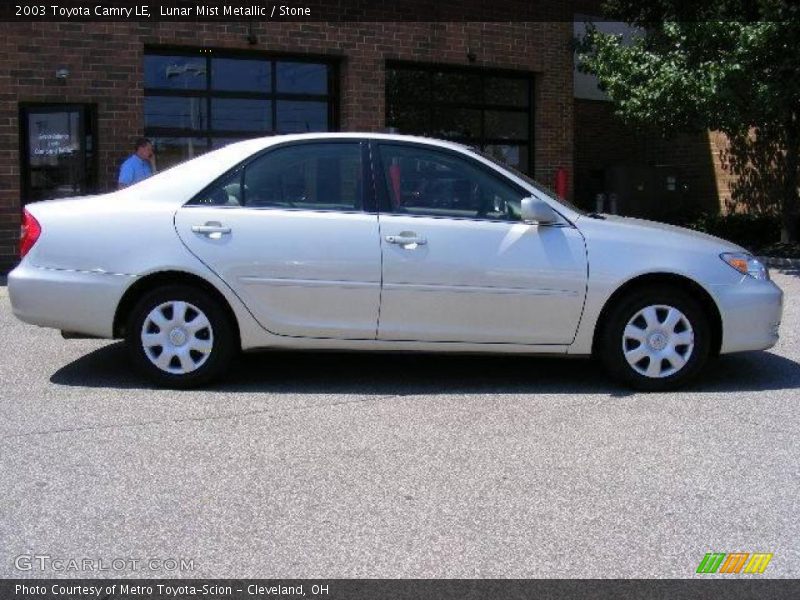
<box><xmin>598</xmin><ymin>287</ymin><xmax>711</xmax><ymax>391</ymax></box>
<box><xmin>126</xmin><ymin>285</ymin><xmax>236</xmax><ymax>388</ymax></box>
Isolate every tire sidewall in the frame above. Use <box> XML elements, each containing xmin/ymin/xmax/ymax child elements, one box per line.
<box><xmin>600</xmin><ymin>287</ymin><xmax>711</xmax><ymax>391</ymax></box>
<box><xmin>126</xmin><ymin>285</ymin><xmax>235</xmax><ymax>388</ymax></box>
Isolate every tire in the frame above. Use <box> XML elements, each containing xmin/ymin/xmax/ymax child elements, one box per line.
<box><xmin>126</xmin><ymin>284</ymin><xmax>237</xmax><ymax>388</ymax></box>
<box><xmin>598</xmin><ymin>286</ymin><xmax>711</xmax><ymax>391</ymax></box>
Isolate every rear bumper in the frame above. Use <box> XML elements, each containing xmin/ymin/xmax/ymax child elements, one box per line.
<box><xmin>8</xmin><ymin>262</ymin><xmax>132</xmax><ymax>339</ymax></box>
<box><xmin>713</xmin><ymin>277</ymin><xmax>783</xmax><ymax>354</ymax></box>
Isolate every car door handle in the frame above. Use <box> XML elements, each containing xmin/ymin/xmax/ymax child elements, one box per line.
<box><xmin>385</xmin><ymin>234</ymin><xmax>427</xmax><ymax>246</ymax></box>
<box><xmin>191</xmin><ymin>222</ymin><xmax>231</xmax><ymax>236</ymax></box>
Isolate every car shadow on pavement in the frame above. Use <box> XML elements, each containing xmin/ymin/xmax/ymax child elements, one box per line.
<box><xmin>50</xmin><ymin>341</ymin><xmax>800</xmax><ymax>396</ymax></box>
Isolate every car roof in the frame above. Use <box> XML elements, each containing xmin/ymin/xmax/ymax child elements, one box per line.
<box><xmin>224</xmin><ymin>132</ymin><xmax>471</xmax><ymax>154</ymax></box>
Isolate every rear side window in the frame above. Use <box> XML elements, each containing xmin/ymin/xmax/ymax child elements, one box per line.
<box><xmin>190</xmin><ymin>169</ymin><xmax>245</xmax><ymax>206</ymax></box>
<box><xmin>188</xmin><ymin>142</ymin><xmax>363</xmax><ymax>211</ymax></box>
<box><xmin>243</xmin><ymin>142</ymin><xmax>362</xmax><ymax>210</ymax></box>
<box><xmin>377</xmin><ymin>144</ymin><xmax>524</xmax><ymax>221</ymax></box>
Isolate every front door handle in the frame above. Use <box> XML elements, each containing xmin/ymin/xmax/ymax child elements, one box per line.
<box><xmin>192</xmin><ymin>222</ymin><xmax>231</xmax><ymax>237</ymax></box>
<box><xmin>385</xmin><ymin>233</ymin><xmax>427</xmax><ymax>247</ymax></box>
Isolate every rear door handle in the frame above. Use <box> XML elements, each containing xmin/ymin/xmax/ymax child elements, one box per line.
<box><xmin>385</xmin><ymin>233</ymin><xmax>427</xmax><ymax>246</ymax></box>
<box><xmin>192</xmin><ymin>222</ymin><xmax>231</xmax><ymax>236</ymax></box>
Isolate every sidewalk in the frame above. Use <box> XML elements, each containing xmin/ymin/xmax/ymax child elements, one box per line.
<box><xmin>759</xmin><ymin>256</ymin><xmax>800</xmax><ymax>270</ymax></box>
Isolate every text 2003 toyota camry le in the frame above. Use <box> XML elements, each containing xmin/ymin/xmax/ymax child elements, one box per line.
<box><xmin>10</xmin><ymin>133</ymin><xmax>783</xmax><ymax>390</ymax></box>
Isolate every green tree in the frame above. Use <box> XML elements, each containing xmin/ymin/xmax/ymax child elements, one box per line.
<box><xmin>577</xmin><ymin>0</ymin><xmax>800</xmax><ymax>242</ymax></box>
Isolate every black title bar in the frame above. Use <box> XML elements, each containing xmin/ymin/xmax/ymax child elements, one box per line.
<box><xmin>1</xmin><ymin>0</ymin><xmax>570</xmax><ymax>22</ymax></box>
<box><xmin>6</xmin><ymin>0</ymin><xmax>793</xmax><ymax>23</ymax></box>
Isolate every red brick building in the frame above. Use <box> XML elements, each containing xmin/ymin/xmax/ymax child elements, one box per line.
<box><xmin>573</xmin><ymin>98</ymin><xmax>727</xmax><ymax>220</ymax></box>
<box><xmin>571</xmin><ymin>17</ymin><xmax>731</xmax><ymax>222</ymax></box>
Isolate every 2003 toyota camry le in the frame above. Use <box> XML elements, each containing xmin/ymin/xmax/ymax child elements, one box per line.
<box><xmin>9</xmin><ymin>133</ymin><xmax>783</xmax><ymax>390</ymax></box>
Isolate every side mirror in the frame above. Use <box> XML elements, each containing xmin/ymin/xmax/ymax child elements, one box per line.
<box><xmin>520</xmin><ymin>196</ymin><xmax>558</xmax><ymax>224</ymax></box>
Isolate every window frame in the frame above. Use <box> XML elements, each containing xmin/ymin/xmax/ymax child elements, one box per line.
<box><xmin>144</xmin><ymin>46</ymin><xmax>340</xmax><ymax>149</ymax></box>
<box><xmin>370</xmin><ymin>140</ymin><xmax>532</xmax><ymax>224</ymax></box>
<box><xmin>186</xmin><ymin>138</ymin><xmax>375</xmax><ymax>215</ymax></box>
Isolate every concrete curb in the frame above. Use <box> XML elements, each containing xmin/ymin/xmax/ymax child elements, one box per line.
<box><xmin>758</xmin><ymin>256</ymin><xmax>800</xmax><ymax>270</ymax></box>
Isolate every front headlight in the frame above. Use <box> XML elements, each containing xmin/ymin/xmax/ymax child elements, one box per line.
<box><xmin>720</xmin><ymin>252</ymin><xmax>769</xmax><ymax>280</ymax></box>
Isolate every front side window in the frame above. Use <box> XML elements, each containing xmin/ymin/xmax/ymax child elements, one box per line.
<box><xmin>378</xmin><ymin>144</ymin><xmax>524</xmax><ymax>221</ymax></box>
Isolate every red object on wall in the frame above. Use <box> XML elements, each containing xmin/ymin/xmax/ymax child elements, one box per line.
<box><xmin>554</xmin><ymin>166</ymin><xmax>568</xmax><ymax>199</ymax></box>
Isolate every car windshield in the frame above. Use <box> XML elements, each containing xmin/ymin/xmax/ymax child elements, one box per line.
<box><xmin>470</xmin><ymin>146</ymin><xmax>586</xmax><ymax>215</ymax></box>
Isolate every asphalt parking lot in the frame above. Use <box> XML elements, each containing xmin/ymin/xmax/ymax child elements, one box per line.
<box><xmin>1</xmin><ymin>272</ymin><xmax>798</xmax><ymax>579</ymax></box>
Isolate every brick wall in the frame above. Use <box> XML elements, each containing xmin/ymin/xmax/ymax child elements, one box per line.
<box><xmin>0</xmin><ymin>19</ymin><xmax>574</xmax><ymax>273</ymax></box>
<box><xmin>574</xmin><ymin>98</ymin><xmax>723</xmax><ymax>220</ymax></box>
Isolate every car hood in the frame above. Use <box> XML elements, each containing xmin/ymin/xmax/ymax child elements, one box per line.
<box><xmin>577</xmin><ymin>214</ymin><xmax>747</xmax><ymax>254</ymax></box>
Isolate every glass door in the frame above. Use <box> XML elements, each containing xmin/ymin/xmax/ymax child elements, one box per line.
<box><xmin>20</xmin><ymin>104</ymin><xmax>96</xmax><ymax>203</ymax></box>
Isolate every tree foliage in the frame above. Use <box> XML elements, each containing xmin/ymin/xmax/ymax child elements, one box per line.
<box><xmin>577</xmin><ymin>0</ymin><xmax>800</xmax><ymax>241</ymax></box>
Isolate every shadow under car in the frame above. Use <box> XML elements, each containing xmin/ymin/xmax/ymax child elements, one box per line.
<box><xmin>50</xmin><ymin>342</ymin><xmax>800</xmax><ymax>396</ymax></box>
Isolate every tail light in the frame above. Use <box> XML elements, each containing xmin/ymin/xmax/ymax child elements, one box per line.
<box><xmin>20</xmin><ymin>208</ymin><xmax>42</xmax><ymax>258</ymax></box>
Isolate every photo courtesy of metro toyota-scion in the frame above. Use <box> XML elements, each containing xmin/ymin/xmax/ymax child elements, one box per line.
<box><xmin>8</xmin><ymin>133</ymin><xmax>784</xmax><ymax>390</ymax></box>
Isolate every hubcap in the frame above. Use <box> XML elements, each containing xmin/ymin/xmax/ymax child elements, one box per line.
<box><xmin>169</xmin><ymin>328</ymin><xmax>187</xmax><ymax>346</ymax></box>
<box><xmin>622</xmin><ymin>304</ymin><xmax>695</xmax><ymax>379</ymax></box>
<box><xmin>648</xmin><ymin>332</ymin><xmax>667</xmax><ymax>351</ymax></box>
<box><xmin>141</xmin><ymin>301</ymin><xmax>214</xmax><ymax>375</ymax></box>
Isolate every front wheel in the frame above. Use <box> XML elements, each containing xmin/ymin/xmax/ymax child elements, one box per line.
<box><xmin>598</xmin><ymin>287</ymin><xmax>711</xmax><ymax>391</ymax></box>
<box><xmin>126</xmin><ymin>285</ymin><xmax>236</xmax><ymax>388</ymax></box>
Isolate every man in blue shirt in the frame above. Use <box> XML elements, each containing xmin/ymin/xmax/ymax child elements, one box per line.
<box><xmin>118</xmin><ymin>138</ymin><xmax>155</xmax><ymax>188</ymax></box>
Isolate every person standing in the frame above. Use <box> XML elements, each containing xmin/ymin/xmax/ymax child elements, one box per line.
<box><xmin>118</xmin><ymin>138</ymin><xmax>155</xmax><ymax>188</ymax></box>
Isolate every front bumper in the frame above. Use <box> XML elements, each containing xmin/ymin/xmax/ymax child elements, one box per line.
<box><xmin>713</xmin><ymin>277</ymin><xmax>783</xmax><ymax>354</ymax></box>
<box><xmin>8</xmin><ymin>262</ymin><xmax>133</xmax><ymax>339</ymax></box>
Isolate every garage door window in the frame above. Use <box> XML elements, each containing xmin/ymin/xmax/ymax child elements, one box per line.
<box><xmin>144</xmin><ymin>50</ymin><xmax>338</xmax><ymax>170</ymax></box>
<box><xmin>386</xmin><ymin>62</ymin><xmax>533</xmax><ymax>174</ymax></box>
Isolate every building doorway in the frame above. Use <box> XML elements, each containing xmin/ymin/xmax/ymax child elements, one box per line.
<box><xmin>20</xmin><ymin>104</ymin><xmax>97</xmax><ymax>203</ymax></box>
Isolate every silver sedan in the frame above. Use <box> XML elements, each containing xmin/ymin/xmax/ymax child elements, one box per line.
<box><xmin>9</xmin><ymin>133</ymin><xmax>784</xmax><ymax>390</ymax></box>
